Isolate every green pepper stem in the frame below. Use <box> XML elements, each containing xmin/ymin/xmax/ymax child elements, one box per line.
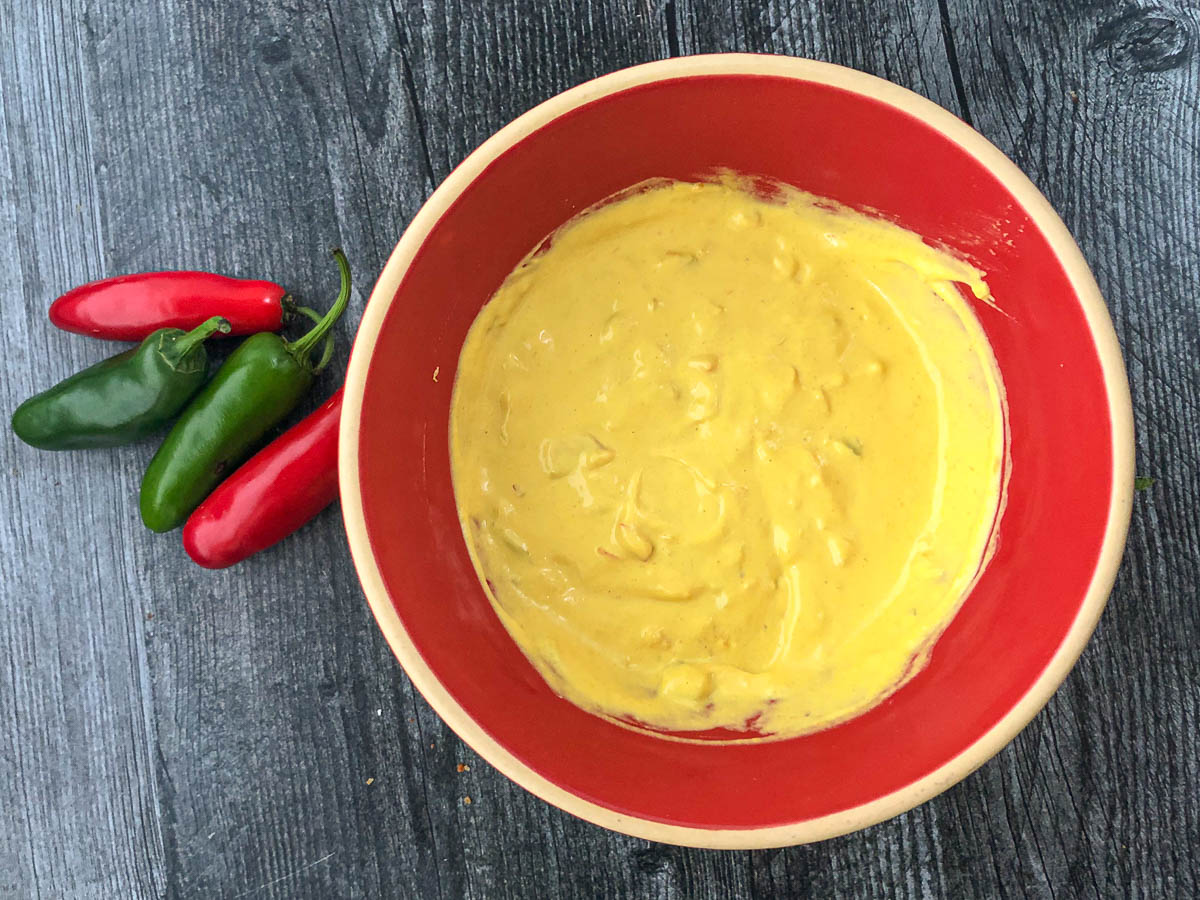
<box><xmin>291</xmin><ymin>305</ymin><xmax>323</xmax><ymax>326</ymax></box>
<box><xmin>291</xmin><ymin>305</ymin><xmax>335</xmax><ymax>372</ymax></box>
<box><xmin>174</xmin><ymin>316</ymin><xmax>231</xmax><ymax>355</ymax></box>
<box><xmin>287</xmin><ymin>249</ymin><xmax>351</xmax><ymax>370</ymax></box>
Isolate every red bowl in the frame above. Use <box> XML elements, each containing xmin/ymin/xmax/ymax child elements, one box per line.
<box><xmin>340</xmin><ymin>55</ymin><xmax>1134</xmax><ymax>847</ymax></box>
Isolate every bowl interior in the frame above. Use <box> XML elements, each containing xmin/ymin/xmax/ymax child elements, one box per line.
<box><xmin>350</xmin><ymin>71</ymin><xmax>1116</xmax><ymax>833</ymax></box>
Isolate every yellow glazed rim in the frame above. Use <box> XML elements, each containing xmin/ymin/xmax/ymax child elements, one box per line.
<box><xmin>339</xmin><ymin>54</ymin><xmax>1135</xmax><ymax>849</ymax></box>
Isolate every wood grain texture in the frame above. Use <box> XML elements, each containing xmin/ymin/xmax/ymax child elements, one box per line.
<box><xmin>0</xmin><ymin>0</ymin><xmax>1196</xmax><ymax>897</ymax></box>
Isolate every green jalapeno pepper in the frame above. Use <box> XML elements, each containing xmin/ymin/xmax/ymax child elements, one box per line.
<box><xmin>139</xmin><ymin>249</ymin><xmax>350</xmax><ymax>533</ymax></box>
<box><xmin>11</xmin><ymin>316</ymin><xmax>230</xmax><ymax>450</ymax></box>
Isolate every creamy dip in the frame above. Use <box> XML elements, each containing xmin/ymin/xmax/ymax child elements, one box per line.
<box><xmin>449</xmin><ymin>177</ymin><xmax>1004</xmax><ymax>738</ymax></box>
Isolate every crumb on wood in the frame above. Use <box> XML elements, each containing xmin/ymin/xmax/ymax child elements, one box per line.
<box><xmin>433</xmin><ymin>366</ymin><xmax>440</xmax><ymax>383</ymax></box>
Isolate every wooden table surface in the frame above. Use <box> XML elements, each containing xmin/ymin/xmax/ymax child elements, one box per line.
<box><xmin>2</xmin><ymin>1</ymin><xmax>1197</xmax><ymax>897</ymax></box>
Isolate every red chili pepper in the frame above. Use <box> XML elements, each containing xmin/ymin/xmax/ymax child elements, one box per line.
<box><xmin>49</xmin><ymin>272</ymin><xmax>288</xmax><ymax>341</ymax></box>
<box><xmin>182</xmin><ymin>387</ymin><xmax>342</xmax><ymax>568</ymax></box>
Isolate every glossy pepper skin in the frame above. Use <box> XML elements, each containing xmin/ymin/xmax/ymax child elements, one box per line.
<box><xmin>139</xmin><ymin>250</ymin><xmax>350</xmax><ymax>533</ymax></box>
<box><xmin>11</xmin><ymin>316</ymin><xmax>230</xmax><ymax>450</ymax></box>
<box><xmin>183</xmin><ymin>387</ymin><xmax>342</xmax><ymax>567</ymax></box>
<box><xmin>49</xmin><ymin>271</ymin><xmax>287</xmax><ymax>341</ymax></box>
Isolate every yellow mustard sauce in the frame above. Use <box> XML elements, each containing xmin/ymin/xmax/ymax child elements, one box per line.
<box><xmin>449</xmin><ymin>178</ymin><xmax>1005</xmax><ymax>738</ymax></box>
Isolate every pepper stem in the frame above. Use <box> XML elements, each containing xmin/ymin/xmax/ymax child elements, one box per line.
<box><xmin>291</xmin><ymin>304</ymin><xmax>335</xmax><ymax>372</ymax></box>
<box><xmin>287</xmin><ymin>249</ymin><xmax>351</xmax><ymax>371</ymax></box>
<box><xmin>173</xmin><ymin>316</ymin><xmax>231</xmax><ymax>355</ymax></box>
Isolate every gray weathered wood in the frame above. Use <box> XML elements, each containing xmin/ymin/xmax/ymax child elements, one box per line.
<box><xmin>1</xmin><ymin>0</ymin><xmax>1196</xmax><ymax>897</ymax></box>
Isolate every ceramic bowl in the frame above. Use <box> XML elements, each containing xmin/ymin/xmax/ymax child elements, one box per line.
<box><xmin>339</xmin><ymin>54</ymin><xmax>1133</xmax><ymax>847</ymax></box>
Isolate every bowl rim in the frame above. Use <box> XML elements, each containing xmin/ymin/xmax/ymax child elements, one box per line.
<box><xmin>338</xmin><ymin>53</ymin><xmax>1135</xmax><ymax>848</ymax></box>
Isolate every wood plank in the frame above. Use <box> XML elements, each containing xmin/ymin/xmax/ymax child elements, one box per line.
<box><xmin>0</xmin><ymin>2</ymin><xmax>166</xmax><ymax>896</ymax></box>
